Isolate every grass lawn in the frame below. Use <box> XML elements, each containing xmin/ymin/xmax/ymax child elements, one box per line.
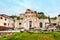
<box><xmin>0</xmin><ymin>32</ymin><xmax>60</xmax><ymax>40</ymax></box>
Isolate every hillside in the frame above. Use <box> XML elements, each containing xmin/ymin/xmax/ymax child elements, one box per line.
<box><xmin>0</xmin><ymin>32</ymin><xmax>60</xmax><ymax>40</ymax></box>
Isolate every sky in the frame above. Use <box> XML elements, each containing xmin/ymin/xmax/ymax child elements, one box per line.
<box><xmin>0</xmin><ymin>0</ymin><xmax>60</xmax><ymax>17</ymax></box>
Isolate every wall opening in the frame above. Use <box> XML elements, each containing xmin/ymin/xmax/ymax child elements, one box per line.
<box><xmin>29</xmin><ymin>21</ymin><xmax>32</xmax><ymax>28</ymax></box>
<box><xmin>40</xmin><ymin>22</ymin><xmax>42</xmax><ymax>28</ymax></box>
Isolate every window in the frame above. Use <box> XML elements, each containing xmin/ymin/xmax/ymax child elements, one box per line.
<box><xmin>0</xmin><ymin>17</ymin><xmax>3</xmax><ymax>19</ymax></box>
<box><xmin>25</xmin><ymin>16</ymin><xmax>27</xmax><ymax>17</ymax></box>
<box><xmin>29</xmin><ymin>21</ymin><xmax>32</xmax><ymax>28</ymax></box>
<box><xmin>4</xmin><ymin>23</ymin><xmax>6</xmax><ymax>25</ymax></box>
<box><xmin>5</xmin><ymin>18</ymin><xmax>7</xmax><ymax>21</ymax></box>
<box><xmin>19</xmin><ymin>23</ymin><xmax>21</xmax><ymax>25</ymax></box>
<box><xmin>40</xmin><ymin>22</ymin><xmax>42</xmax><ymax>28</ymax></box>
<box><xmin>53</xmin><ymin>23</ymin><xmax>56</xmax><ymax>26</ymax></box>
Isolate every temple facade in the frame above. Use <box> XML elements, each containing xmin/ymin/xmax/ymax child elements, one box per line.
<box><xmin>15</xmin><ymin>9</ymin><xmax>57</xmax><ymax>31</ymax></box>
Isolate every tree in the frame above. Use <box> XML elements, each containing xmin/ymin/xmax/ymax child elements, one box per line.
<box><xmin>38</xmin><ymin>12</ymin><xmax>44</xmax><ymax>14</ymax></box>
<box><xmin>50</xmin><ymin>17</ymin><xmax>57</xmax><ymax>20</ymax></box>
<box><xmin>17</xmin><ymin>17</ymin><xmax>20</xmax><ymax>20</ymax></box>
<box><xmin>9</xmin><ymin>16</ymin><xmax>14</xmax><ymax>19</ymax></box>
<box><xmin>17</xmin><ymin>17</ymin><xmax>23</xmax><ymax>20</ymax></box>
<box><xmin>38</xmin><ymin>12</ymin><xmax>48</xmax><ymax>19</ymax></box>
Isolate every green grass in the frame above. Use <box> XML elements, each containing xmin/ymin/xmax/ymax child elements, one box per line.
<box><xmin>0</xmin><ymin>32</ymin><xmax>60</xmax><ymax>40</ymax></box>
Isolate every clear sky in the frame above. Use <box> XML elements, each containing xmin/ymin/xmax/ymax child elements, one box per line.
<box><xmin>0</xmin><ymin>0</ymin><xmax>60</xmax><ymax>17</ymax></box>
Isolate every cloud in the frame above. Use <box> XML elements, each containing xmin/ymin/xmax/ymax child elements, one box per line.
<box><xmin>0</xmin><ymin>0</ymin><xmax>60</xmax><ymax>17</ymax></box>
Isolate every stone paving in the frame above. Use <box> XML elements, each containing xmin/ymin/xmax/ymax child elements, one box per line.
<box><xmin>0</xmin><ymin>30</ymin><xmax>20</xmax><ymax>37</ymax></box>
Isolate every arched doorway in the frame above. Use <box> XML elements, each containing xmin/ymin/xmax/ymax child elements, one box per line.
<box><xmin>29</xmin><ymin>21</ymin><xmax>32</xmax><ymax>29</ymax></box>
<box><xmin>39</xmin><ymin>22</ymin><xmax>42</xmax><ymax>28</ymax></box>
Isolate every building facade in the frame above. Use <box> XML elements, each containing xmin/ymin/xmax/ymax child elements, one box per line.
<box><xmin>0</xmin><ymin>9</ymin><xmax>59</xmax><ymax>31</ymax></box>
<box><xmin>0</xmin><ymin>14</ymin><xmax>14</xmax><ymax>30</ymax></box>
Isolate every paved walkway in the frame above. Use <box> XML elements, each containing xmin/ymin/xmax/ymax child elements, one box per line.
<box><xmin>0</xmin><ymin>30</ymin><xmax>20</xmax><ymax>37</ymax></box>
<box><xmin>0</xmin><ymin>30</ymin><xmax>20</xmax><ymax>32</ymax></box>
